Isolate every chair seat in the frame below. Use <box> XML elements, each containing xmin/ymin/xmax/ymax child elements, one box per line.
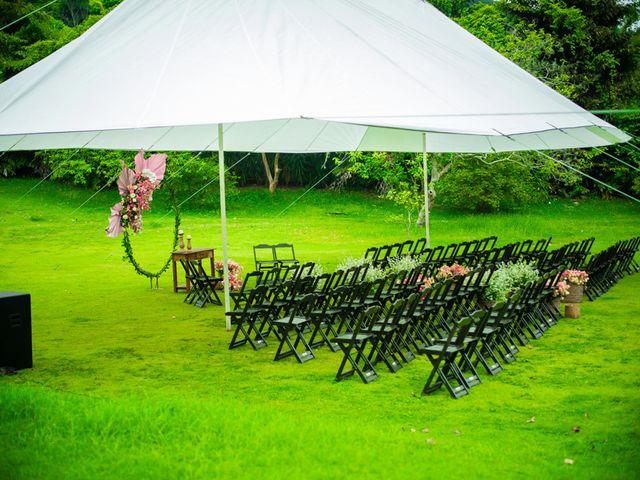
<box><xmin>333</xmin><ymin>333</ymin><xmax>373</xmax><ymax>343</ymax></box>
<box><xmin>274</xmin><ymin>316</ymin><xmax>310</xmax><ymax>326</ymax></box>
<box><xmin>417</xmin><ymin>343</ymin><xmax>464</xmax><ymax>354</ymax></box>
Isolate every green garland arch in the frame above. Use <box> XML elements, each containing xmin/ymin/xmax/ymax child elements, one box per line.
<box><xmin>121</xmin><ymin>181</ymin><xmax>181</xmax><ymax>288</ymax></box>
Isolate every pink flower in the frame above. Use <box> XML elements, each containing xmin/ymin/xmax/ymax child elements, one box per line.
<box><xmin>117</xmin><ymin>161</ymin><xmax>136</xmax><ymax>196</ymax></box>
<box><xmin>560</xmin><ymin>269</ymin><xmax>589</xmax><ymax>286</ymax></box>
<box><xmin>105</xmin><ymin>203</ymin><xmax>124</xmax><ymax>238</ymax></box>
<box><xmin>553</xmin><ymin>280</ymin><xmax>571</xmax><ymax>297</ymax></box>
<box><xmin>135</xmin><ymin>149</ymin><xmax>167</xmax><ymax>183</ymax></box>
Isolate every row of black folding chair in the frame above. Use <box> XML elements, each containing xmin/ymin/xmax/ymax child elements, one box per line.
<box><xmin>585</xmin><ymin>237</ymin><xmax>640</xmax><ymax>299</ymax></box>
<box><xmin>366</xmin><ymin>240</ymin><xmax>417</xmax><ymax>267</ymax></box>
<box><xmin>417</xmin><ymin>267</ymin><xmax>566</xmax><ymax>398</ymax></box>
<box><xmin>417</xmin><ymin>236</ymin><xmax>498</xmax><ymax>267</ymax></box>
<box><xmin>364</xmin><ymin>235</ymin><xmax>499</xmax><ymax>269</ymax></box>
<box><xmin>512</xmin><ymin>237</ymin><xmax>552</xmax><ymax>263</ymax></box>
<box><xmin>538</xmin><ymin>238</ymin><xmax>594</xmax><ymax>273</ymax></box>
<box><xmin>333</xmin><ymin>294</ymin><xmax>422</xmax><ymax>383</ymax></box>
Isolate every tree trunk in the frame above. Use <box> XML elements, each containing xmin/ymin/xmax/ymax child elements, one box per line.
<box><xmin>261</xmin><ymin>152</ymin><xmax>281</xmax><ymax>194</ymax></box>
<box><xmin>416</xmin><ymin>155</ymin><xmax>453</xmax><ymax>226</ymax></box>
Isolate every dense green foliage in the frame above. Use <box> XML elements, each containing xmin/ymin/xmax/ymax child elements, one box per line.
<box><xmin>438</xmin><ymin>157</ymin><xmax>549</xmax><ymax>212</ymax></box>
<box><xmin>0</xmin><ymin>180</ymin><xmax>639</xmax><ymax>478</ymax></box>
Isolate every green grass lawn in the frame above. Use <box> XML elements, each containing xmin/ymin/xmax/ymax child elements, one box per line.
<box><xmin>0</xmin><ymin>178</ymin><xmax>639</xmax><ymax>479</ymax></box>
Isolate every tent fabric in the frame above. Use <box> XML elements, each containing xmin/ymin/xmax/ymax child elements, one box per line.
<box><xmin>0</xmin><ymin>0</ymin><xmax>629</xmax><ymax>153</ymax></box>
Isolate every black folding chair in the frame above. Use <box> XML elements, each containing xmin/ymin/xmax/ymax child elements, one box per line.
<box><xmin>418</xmin><ymin>314</ymin><xmax>475</xmax><ymax>399</ymax></box>
<box><xmin>228</xmin><ymin>285</ymin><xmax>269</xmax><ymax>350</ymax></box>
<box><xmin>333</xmin><ymin>305</ymin><xmax>381</xmax><ymax>384</ymax></box>
<box><xmin>273</xmin><ymin>293</ymin><xmax>317</xmax><ymax>363</ymax></box>
<box><xmin>230</xmin><ymin>270</ymin><xmax>263</xmax><ymax>309</ymax></box>
<box><xmin>274</xmin><ymin>243</ymin><xmax>299</xmax><ymax>268</ymax></box>
<box><xmin>254</xmin><ymin>244</ymin><xmax>277</xmax><ymax>271</ymax></box>
<box><xmin>180</xmin><ymin>259</ymin><xmax>222</xmax><ymax>307</ymax></box>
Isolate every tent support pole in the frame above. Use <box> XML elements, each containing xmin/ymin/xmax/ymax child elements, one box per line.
<box><xmin>422</xmin><ymin>132</ymin><xmax>430</xmax><ymax>248</ymax></box>
<box><xmin>218</xmin><ymin>123</ymin><xmax>231</xmax><ymax>330</ymax></box>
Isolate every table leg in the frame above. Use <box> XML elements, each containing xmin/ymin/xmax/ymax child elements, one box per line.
<box><xmin>172</xmin><ymin>258</ymin><xmax>178</xmax><ymax>293</ymax></box>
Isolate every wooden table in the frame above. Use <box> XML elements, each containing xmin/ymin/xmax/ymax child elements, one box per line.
<box><xmin>171</xmin><ymin>248</ymin><xmax>215</xmax><ymax>292</ymax></box>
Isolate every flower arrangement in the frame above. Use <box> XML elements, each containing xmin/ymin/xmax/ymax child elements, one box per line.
<box><xmin>560</xmin><ymin>269</ymin><xmax>589</xmax><ymax>286</ymax></box>
<box><xmin>436</xmin><ymin>263</ymin><xmax>470</xmax><ymax>280</ymax></box>
<box><xmin>215</xmin><ymin>259</ymin><xmax>244</xmax><ymax>291</ymax></box>
<box><xmin>336</xmin><ymin>256</ymin><xmax>371</xmax><ymax>271</ymax></box>
<box><xmin>386</xmin><ymin>255</ymin><xmax>421</xmax><ymax>275</ymax></box>
<box><xmin>553</xmin><ymin>280</ymin><xmax>571</xmax><ymax>298</ymax></box>
<box><xmin>106</xmin><ymin>150</ymin><xmax>167</xmax><ymax>237</ymax></box>
<box><xmin>418</xmin><ymin>275</ymin><xmax>435</xmax><ymax>292</ymax></box>
<box><xmin>364</xmin><ymin>265</ymin><xmax>387</xmax><ymax>281</ymax></box>
<box><xmin>485</xmin><ymin>261</ymin><xmax>539</xmax><ymax>302</ymax></box>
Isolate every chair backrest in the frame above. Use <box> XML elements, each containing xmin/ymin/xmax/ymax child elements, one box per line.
<box><xmin>328</xmin><ymin>269</ymin><xmax>345</xmax><ymax>289</ymax></box>
<box><xmin>295</xmin><ymin>261</ymin><xmax>315</xmax><ymax>280</ymax></box>
<box><xmin>399</xmin><ymin>239</ymin><xmax>414</xmax><ymax>257</ymax></box>
<box><xmin>259</xmin><ymin>266</ymin><xmax>281</xmax><ymax>285</ymax></box>
<box><xmin>374</xmin><ymin>245</ymin><xmax>392</xmax><ymax>264</ymax></box>
<box><xmin>238</xmin><ymin>270</ymin><xmax>263</xmax><ymax>293</ymax></box>
<box><xmin>349</xmin><ymin>305</ymin><xmax>382</xmax><ymax>339</ymax></box>
<box><xmin>364</xmin><ymin>247</ymin><xmax>378</xmax><ymax>260</ymax></box>
<box><xmin>243</xmin><ymin>284</ymin><xmax>268</xmax><ymax>311</ymax></box>
<box><xmin>274</xmin><ymin>243</ymin><xmax>297</xmax><ymax>264</ymax></box>
<box><xmin>411</xmin><ymin>238</ymin><xmax>426</xmax><ymax>257</ymax></box>
<box><xmin>312</xmin><ymin>273</ymin><xmax>332</xmax><ymax>293</ymax></box>
<box><xmin>279</xmin><ymin>263</ymin><xmax>299</xmax><ymax>280</ymax></box>
<box><xmin>440</xmin><ymin>314</ymin><xmax>474</xmax><ymax>351</ymax></box>
<box><xmin>287</xmin><ymin>293</ymin><xmax>317</xmax><ymax>321</ymax></box>
<box><xmin>253</xmin><ymin>244</ymin><xmax>276</xmax><ymax>270</ymax></box>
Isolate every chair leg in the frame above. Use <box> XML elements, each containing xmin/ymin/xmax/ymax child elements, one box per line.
<box><xmin>335</xmin><ymin>340</ymin><xmax>379</xmax><ymax>384</ymax></box>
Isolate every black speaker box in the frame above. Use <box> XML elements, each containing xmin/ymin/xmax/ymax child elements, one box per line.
<box><xmin>0</xmin><ymin>292</ymin><xmax>32</xmax><ymax>370</ymax></box>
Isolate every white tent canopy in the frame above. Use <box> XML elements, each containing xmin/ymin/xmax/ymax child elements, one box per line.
<box><xmin>0</xmin><ymin>0</ymin><xmax>630</xmax><ymax>326</ymax></box>
<box><xmin>0</xmin><ymin>0</ymin><xmax>630</xmax><ymax>153</ymax></box>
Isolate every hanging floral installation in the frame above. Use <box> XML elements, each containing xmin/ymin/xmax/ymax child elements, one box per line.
<box><xmin>106</xmin><ymin>150</ymin><xmax>167</xmax><ymax>237</ymax></box>
<box><xmin>106</xmin><ymin>150</ymin><xmax>180</xmax><ymax>287</ymax></box>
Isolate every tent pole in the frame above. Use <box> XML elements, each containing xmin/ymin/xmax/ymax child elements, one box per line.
<box><xmin>422</xmin><ymin>132</ymin><xmax>430</xmax><ymax>248</ymax></box>
<box><xmin>218</xmin><ymin>123</ymin><xmax>231</xmax><ymax>331</ymax></box>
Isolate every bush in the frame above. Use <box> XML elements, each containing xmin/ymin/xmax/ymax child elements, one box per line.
<box><xmin>485</xmin><ymin>261</ymin><xmax>539</xmax><ymax>301</ymax></box>
<box><xmin>438</xmin><ymin>157</ymin><xmax>548</xmax><ymax>212</ymax></box>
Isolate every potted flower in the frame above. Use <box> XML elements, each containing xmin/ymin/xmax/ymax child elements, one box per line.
<box><xmin>484</xmin><ymin>261</ymin><xmax>539</xmax><ymax>305</ymax></box>
<box><xmin>214</xmin><ymin>259</ymin><xmax>244</xmax><ymax>291</ymax></box>
<box><xmin>418</xmin><ymin>275</ymin><xmax>435</xmax><ymax>292</ymax></box>
<box><xmin>551</xmin><ymin>280</ymin><xmax>571</xmax><ymax>310</ymax></box>
<box><xmin>435</xmin><ymin>263</ymin><xmax>470</xmax><ymax>281</ymax></box>
<box><xmin>559</xmin><ymin>269</ymin><xmax>588</xmax><ymax>303</ymax></box>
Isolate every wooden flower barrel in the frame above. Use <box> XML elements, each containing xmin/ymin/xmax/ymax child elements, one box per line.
<box><xmin>563</xmin><ymin>283</ymin><xmax>584</xmax><ymax>304</ymax></box>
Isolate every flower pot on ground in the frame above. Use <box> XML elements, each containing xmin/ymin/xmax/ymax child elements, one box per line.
<box><xmin>559</xmin><ymin>270</ymin><xmax>589</xmax><ymax>304</ymax></box>
<box><xmin>565</xmin><ymin>303</ymin><xmax>581</xmax><ymax>318</ymax></box>
<box><xmin>563</xmin><ymin>284</ymin><xmax>584</xmax><ymax>304</ymax></box>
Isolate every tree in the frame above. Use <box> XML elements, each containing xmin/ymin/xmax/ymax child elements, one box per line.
<box><xmin>498</xmin><ymin>0</ymin><xmax>640</xmax><ymax>108</ymax></box>
<box><xmin>56</xmin><ymin>0</ymin><xmax>89</xmax><ymax>27</ymax></box>
<box><xmin>260</xmin><ymin>153</ymin><xmax>281</xmax><ymax>194</ymax></box>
